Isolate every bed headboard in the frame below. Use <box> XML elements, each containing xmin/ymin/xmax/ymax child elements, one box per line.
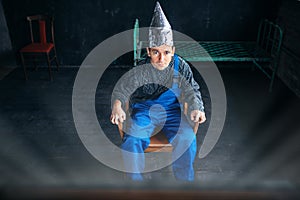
<box><xmin>256</xmin><ymin>19</ymin><xmax>283</xmax><ymax>60</ymax></box>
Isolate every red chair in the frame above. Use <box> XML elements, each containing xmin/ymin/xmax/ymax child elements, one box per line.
<box><xmin>20</xmin><ymin>15</ymin><xmax>59</xmax><ymax>80</ymax></box>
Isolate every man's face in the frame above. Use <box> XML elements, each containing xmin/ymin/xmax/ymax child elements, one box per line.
<box><xmin>147</xmin><ymin>45</ymin><xmax>175</xmax><ymax>70</ymax></box>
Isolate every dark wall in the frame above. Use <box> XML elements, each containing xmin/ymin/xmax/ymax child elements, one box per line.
<box><xmin>2</xmin><ymin>0</ymin><xmax>280</xmax><ymax>65</ymax></box>
<box><xmin>276</xmin><ymin>0</ymin><xmax>300</xmax><ymax>96</ymax></box>
<box><xmin>0</xmin><ymin>0</ymin><xmax>15</xmax><ymax>67</ymax></box>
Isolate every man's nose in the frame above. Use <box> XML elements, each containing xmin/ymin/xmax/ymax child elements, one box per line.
<box><xmin>159</xmin><ymin>53</ymin><xmax>164</xmax><ymax>61</ymax></box>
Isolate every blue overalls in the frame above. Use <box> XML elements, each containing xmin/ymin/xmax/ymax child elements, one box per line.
<box><xmin>121</xmin><ymin>55</ymin><xmax>197</xmax><ymax>181</ymax></box>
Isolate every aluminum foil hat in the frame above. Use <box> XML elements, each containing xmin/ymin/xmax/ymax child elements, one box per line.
<box><xmin>149</xmin><ymin>2</ymin><xmax>173</xmax><ymax>47</ymax></box>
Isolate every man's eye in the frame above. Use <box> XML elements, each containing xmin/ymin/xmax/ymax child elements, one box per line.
<box><xmin>152</xmin><ymin>50</ymin><xmax>158</xmax><ymax>55</ymax></box>
<box><xmin>165</xmin><ymin>51</ymin><xmax>170</xmax><ymax>55</ymax></box>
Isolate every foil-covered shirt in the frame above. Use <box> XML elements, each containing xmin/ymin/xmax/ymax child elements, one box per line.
<box><xmin>111</xmin><ymin>56</ymin><xmax>204</xmax><ymax>113</ymax></box>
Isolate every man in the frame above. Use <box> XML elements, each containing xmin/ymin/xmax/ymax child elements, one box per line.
<box><xmin>110</xmin><ymin>2</ymin><xmax>206</xmax><ymax>181</ymax></box>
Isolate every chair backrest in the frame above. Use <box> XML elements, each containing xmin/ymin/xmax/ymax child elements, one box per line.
<box><xmin>26</xmin><ymin>15</ymin><xmax>54</xmax><ymax>44</ymax></box>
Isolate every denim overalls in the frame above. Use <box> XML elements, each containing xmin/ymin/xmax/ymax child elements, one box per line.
<box><xmin>121</xmin><ymin>54</ymin><xmax>197</xmax><ymax>181</ymax></box>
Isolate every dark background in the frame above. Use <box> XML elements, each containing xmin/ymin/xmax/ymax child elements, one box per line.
<box><xmin>2</xmin><ymin>0</ymin><xmax>299</xmax><ymax>95</ymax></box>
<box><xmin>0</xmin><ymin>1</ymin><xmax>300</xmax><ymax>199</ymax></box>
<box><xmin>1</xmin><ymin>0</ymin><xmax>280</xmax><ymax>65</ymax></box>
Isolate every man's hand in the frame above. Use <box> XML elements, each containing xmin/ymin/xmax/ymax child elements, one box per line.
<box><xmin>190</xmin><ymin>110</ymin><xmax>206</xmax><ymax>124</ymax></box>
<box><xmin>110</xmin><ymin>100</ymin><xmax>126</xmax><ymax>125</ymax></box>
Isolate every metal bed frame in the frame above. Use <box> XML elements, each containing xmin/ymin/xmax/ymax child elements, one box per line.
<box><xmin>133</xmin><ymin>19</ymin><xmax>283</xmax><ymax>91</ymax></box>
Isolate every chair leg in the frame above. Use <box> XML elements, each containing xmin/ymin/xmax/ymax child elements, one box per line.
<box><xmin>53</xmin><ymin>48</ymin><xmax>59</xmax><ymax>71</ymax></box>
<box><xmin>46</xmin><ymin>53</ymin><xmax>53</xmax><ymax>81</ymax></box>
<box><xmin>20</xmin><ymin>52</ymin><xmax>28</xmax><ymax>80</ymax></box>
<box><xmin>54</xmin><ymin>56</ymin><xmax>59</xmax><ymax>71</ymax></box>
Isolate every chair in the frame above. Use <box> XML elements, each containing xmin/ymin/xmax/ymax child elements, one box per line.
<box><xmin>20</xmin><ymin>15</ymin><xmax>59</xmax><ymax>80</ymax></box>
<box><xmin>118</xmin><ymin>102</ymin><xmax>199</xmax><ymax>153</ymax></box>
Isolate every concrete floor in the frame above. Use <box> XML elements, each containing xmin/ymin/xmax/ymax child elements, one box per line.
<box><xmin>0</xmin><ymin>64</ymin><xmax>299</xmax><ymax>198</ymax></box>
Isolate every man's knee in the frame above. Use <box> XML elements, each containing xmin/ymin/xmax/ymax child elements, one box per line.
<box><xmin>121</xmin><ymin>135</ymin><xmax>150</xmax><ymax>152</ymax></box>
<box><xmin>177</xmin><ymin>128</ymin><xmax>196</xmax><ymax>142</ymax></box>
<box><xmin>172</xmin><ymin>129</ymin><xmax>197</xmax><ymax>154</ymax></box>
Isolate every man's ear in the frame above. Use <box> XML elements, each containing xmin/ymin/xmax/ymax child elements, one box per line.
<box><xmin>172</xmin><ymin>46</ymin><xmax>176</xmax><ymax>55</ymax></box>
<box><xmin>146</xmin><ymin>48</ymin><xmax>151</xmax><ymax>56</ymax></box>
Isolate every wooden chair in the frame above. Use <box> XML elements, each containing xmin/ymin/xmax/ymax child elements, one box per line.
<box><xmin>118</xmin><ymin>102</ymin><xmax>199</xmax><ymax>153</ymax></box>
<box><xmin>20</xmin><ymin>15</ymin><xmax>59</xmax><ymax>80</ymax></box>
